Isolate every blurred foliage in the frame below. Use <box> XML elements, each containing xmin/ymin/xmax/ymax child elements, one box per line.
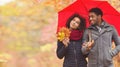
<box><xmin>0</xmin><ymin>0</ymin><xmax>119</xmax><ymax>67</ymax></box>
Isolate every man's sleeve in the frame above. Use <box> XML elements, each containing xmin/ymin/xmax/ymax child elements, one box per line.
<box><xmin>111</xmin><ymin>26</ymin><xmax>120</xmax><ymax>57</ymax></box>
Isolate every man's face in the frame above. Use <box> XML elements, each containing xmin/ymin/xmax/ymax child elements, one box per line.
<box><xmin>89</xmin><ymin>12</ymin><xmax>99</xmax><ymax>25</ymax></box>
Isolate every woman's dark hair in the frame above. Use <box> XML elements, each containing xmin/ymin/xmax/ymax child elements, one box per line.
<box><xmin>89</xmin><ymin>7</ymin><xmax>103</xmax><ymax>17</ymax></box>
<box><xmin>66</xmin><ymin>13</ymin><xmax>86</xmax><ymax>30</ymax></box>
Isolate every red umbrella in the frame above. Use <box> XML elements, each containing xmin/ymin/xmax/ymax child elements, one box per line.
<box><xmin>57</xmin><ymin>0</ymin><xmax>120</xmax><ymax>35</ymax></box>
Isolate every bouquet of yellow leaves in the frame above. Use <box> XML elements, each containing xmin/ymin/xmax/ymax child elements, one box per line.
<box><xmin>57</xmin><ymin>27</ymin><xmax>71</xmax><ymax>41</ymax></box>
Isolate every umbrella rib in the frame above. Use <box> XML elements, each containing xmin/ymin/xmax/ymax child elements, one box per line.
<box><xmin>81</xmin><ymin>0</ymin><xmax>89</xmax><ymax>14</ymax></box>
<box><xmin>105</xmin><ymin>13</ymin><xmax>120</xmax><ymax>15</ymax></box>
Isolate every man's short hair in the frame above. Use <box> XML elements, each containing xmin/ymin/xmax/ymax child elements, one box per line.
<box><xmin>89</xmin><ymin>7</ymin><xmax>103</xmax><ymax>17</ymax></box>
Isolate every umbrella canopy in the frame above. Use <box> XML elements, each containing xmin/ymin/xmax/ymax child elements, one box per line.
<box><xmin>57</xmin><ymin>0</ymin><xmax>120</xmax><ymax>35</ymax></box>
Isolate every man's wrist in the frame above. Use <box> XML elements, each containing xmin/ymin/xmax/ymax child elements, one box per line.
<box><xmin>86</xmin><ymin>46</ymin><xmax>91</xmax><ymax>51</ymax></box>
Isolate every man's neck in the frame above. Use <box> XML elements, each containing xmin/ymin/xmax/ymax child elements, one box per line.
<box><xmin>97</xmin><ymin>19</ymin><xmax>103</xmax><ymax>26</ymax></box>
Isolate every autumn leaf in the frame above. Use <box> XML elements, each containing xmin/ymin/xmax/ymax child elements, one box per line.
<box><xmin>57</xmin><ymin>27</ymin><xmax>71</xmax><ymax>41</ymax></box>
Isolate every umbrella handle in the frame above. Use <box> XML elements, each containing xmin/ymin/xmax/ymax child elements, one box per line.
<box><xmin>88</xmin><ymin>30</ymin><xmax>92</xmax><ymax>42</ymax></box>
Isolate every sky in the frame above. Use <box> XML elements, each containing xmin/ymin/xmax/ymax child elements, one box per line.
<box><xmin>0</xmin><ymin>0</ymin><xmax>14</xmax><ymax>6</ymax></box>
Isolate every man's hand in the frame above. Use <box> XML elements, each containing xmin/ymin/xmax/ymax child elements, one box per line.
<box><xmin>83</xmin><ymin>40</ymin><xmax>94</xmax><ymax>51</ymax></box>
<box><xmin>86</xmin><ymin>40</ymin><xmax>94</xmax><ymax>50</ymax></box>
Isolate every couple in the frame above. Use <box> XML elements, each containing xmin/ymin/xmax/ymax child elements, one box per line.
<box><xmin>56</xmin><ymin>7</ymin><xmax>120</xmax><ymax>67</ymax></box>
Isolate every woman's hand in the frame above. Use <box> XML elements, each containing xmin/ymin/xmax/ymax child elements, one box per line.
<box><xmin>62</xmin><ymin>37</ymin><xmax>69</xmax><ymax>47</ymax></box>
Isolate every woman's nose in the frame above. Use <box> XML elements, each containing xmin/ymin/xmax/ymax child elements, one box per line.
<box><xmin>89</xmin><ymin>17</ymin><xmax>92</xmax><ymax>20</ymax></box>
<box><xmin>73</xmin><ymin>21</ymin><xmax>76</xmax><ymax>24</ymax></box>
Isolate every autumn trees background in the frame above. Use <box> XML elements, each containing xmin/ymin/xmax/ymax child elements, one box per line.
<box><xmin>0</xmin><ymin>0</ymin><xmax>119</xmax><ymax>67</ymax></box>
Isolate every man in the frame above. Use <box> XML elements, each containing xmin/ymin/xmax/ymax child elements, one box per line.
<box><xmin>82</xmin><ymin>7</ymin><xmax>120</xmax><ymax>67</ymax></box>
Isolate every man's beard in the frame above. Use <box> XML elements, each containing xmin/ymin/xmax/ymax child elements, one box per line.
<box><xmin>90</xmin><ymin>21</ymin><xmax>98</xmax><ymax>26</ymax></box>
<box><xmin>91</xmin><ymin>18</ymin><xmax>99</xmax><ymax>26</ymax></box>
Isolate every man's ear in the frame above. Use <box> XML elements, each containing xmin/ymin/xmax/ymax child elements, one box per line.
<box><xmin>98</xmin><ymin>15</ymin><xmax>102</xmax><ymax>19</ymax></box>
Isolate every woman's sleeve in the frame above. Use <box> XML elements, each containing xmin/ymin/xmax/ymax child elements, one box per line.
<box><xmin>56</xmin><ymin>41</ymin><xmax>68</xmax><ymax>59</ymax></box>
<box><xmin>81</xmin><ymin>29</ymin><xmax>90</xmax><ymax>55</ymax></box>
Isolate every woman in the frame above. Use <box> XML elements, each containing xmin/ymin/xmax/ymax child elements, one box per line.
<box><xmin>56</xmin><ymin>13</ymin><xmax>87</xmax><ymax>67</ymax></box>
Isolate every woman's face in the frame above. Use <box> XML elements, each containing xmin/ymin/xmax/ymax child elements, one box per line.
<box><xmin>70</xmin><ymin>17</ymin><xmax>80</xmax><ymax>30</ymax></box>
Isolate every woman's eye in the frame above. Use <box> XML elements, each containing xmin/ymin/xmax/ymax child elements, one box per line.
<box><xmin>76</xmin><ymin>22</ymin><xmax>80</xmax><ymax>24</ymax></box>
<box><xmin>73</xmin><ymin>19</ymin><xmax>75</xmax><ymax>21</ymax></box>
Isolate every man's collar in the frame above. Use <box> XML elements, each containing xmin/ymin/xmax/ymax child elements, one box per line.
<box><xmin>88</xmin><ymin>20</ymin><xmax>110</xmax><ymax>29</ymax></box>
